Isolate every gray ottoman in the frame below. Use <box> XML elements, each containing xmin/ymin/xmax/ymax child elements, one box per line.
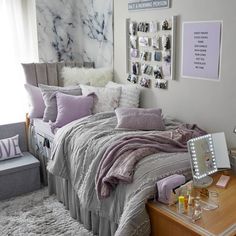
<box><xmin>0</xmin><ymin>152</ymin><xmax>40</xmax><ymax>200</ymax></box>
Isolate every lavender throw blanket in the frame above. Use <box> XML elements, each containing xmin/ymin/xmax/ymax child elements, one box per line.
<box><xmin>96</xmin><ymin>124</ymin><xmax>206</xmax><ymax>199</ymax></box>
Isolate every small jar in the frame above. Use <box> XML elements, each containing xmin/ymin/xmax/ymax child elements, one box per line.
<box><xmin>178</xmin><ymin>196</ymin><xmax>185</xmax><ymax>214</ymax></box>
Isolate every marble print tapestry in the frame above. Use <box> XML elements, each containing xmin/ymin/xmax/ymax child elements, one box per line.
<box><xmin>36</xmin><ymin>0</ymin><xmax>113</xmax><ymax>67</ymax></box>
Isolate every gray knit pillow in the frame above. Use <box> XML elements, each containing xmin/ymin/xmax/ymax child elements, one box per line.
<box><xmin>39</xmin><ymin>84</ymin><xmax>82</xmax><ymax>122</ymax></box>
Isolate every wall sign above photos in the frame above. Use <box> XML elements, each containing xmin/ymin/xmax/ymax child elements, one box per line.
<box><xmin>126</xmin><ymin>16</ymin><xmax>176</xmax><ymax>89</ymax></box>
<box><xmin>182</xmin><ymin>21</ymin><xmax>222</xmax><ymax>81</ymax></box>
<box><xmin>128</xmin><ymin>0</ymin><xmax>170</xmax><ymax>11</ymax></box>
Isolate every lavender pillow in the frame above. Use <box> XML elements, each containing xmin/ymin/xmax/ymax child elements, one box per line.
<box><xmin>24</xmin><ymin>84</ymin><xmax>45</xmax><ymax>118</ymax></box>
<box><xmin>50</xmin><ymin>92</ymin><xmax>94</xmax><ymax>133</ymax></box>
<box><xmin>115</xmin><ymin>108</ymin><xmax>165</xmax><ymax>131</ymax></box>
<box><xmin>0</xmin><ymin>135</ymin><xmax>23</xmax><ymax>161</ymax></box>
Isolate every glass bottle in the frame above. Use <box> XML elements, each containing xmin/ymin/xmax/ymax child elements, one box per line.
<box><xmin>192</xmin><ymin>196</ymin><xmax>202</xmax><ymax>222</ymax></box>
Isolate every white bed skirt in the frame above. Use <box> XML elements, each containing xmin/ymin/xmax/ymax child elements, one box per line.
<box><xmin>48</xmin><ymin>173</ymin><xmax>118</xmax><ymax>236</ymax></box>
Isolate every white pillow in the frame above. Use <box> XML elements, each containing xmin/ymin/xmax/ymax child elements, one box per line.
<box><xmin>106</xmin><ymin>81</ymin><xmax>140</xmax><ymax>108</ymax></box>
<box><xmin>61</xmin><ymin>67</ymin><xmax>113</xmax><ymax>87</ymax></box>
<box><xmin>80</xmin><ymin>85</ymin><xmax>121</xmax><ymax>114</ymax></box>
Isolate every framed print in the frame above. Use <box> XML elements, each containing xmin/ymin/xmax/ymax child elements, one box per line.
<box><xmin>128</xmin><ymin>0</ymin><xmax>170</xmax><ymax>11</ymax></box>
<box><xmin>182</xmin><ymin>21</ymin><xmax>222</xmax><ymax>81</ymax></box>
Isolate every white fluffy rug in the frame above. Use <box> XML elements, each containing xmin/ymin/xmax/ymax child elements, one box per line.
<box><xmin>0</xmin><ymin>188</ymin><xmax>94</xmax><ymax>236</ymax></box>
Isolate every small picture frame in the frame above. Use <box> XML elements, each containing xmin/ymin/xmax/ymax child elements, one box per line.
<box><xmin>161</xmin><ymin>19</ymin><xmax>172</xmax><ymax>31</ymax></box>
<box><xmin>153</xmin><ymin>66</ymin><xmax>163</xmax><ymax>79</ymax></box>
<box><xmin>155</xmin><ymin>79</ymin><xmax>168</xmax><ymax>89</ymax></box>
<box><xmin>149</xmin><ymin>21</ymin><xmax>157</xmax><ymax>33</ymax></box>
<box><xmin>137</xmin><ymin>22</ymin><xmax>149</xmax><ymax>32</ymax></box>
<box><xmin>141</xmin><ymin>63</ymin><xmax>153</xmax><ymax>75</ymax></box>
<box><xmin>131</xmin><ymin>62</ymin><xmax>140</xmax><ymax>75</ymax></box>
<box><xmin>153</xmin><ymin>51</ymin><xmax>162</xmax><ymax>62</ymax></box>
<box><xmin>162</xmin><ymin>62</ymin><xmax>171</xmax><ymax>77</ymax></box>
<box><xmin>139</xmin><ymin>36</ymin><xmax>149</xmax><ymax>47</ymax></box>
<box><xmin>130</xmin><ymin>36</ymin><xmax>138</xmax><ymax>49</ymax></box>
<box><xmin>152</xmin><ymin>36</ymin><xmax>160</xmax><ymax>50</ymax></box>
<box><xmin>163</xmin><ymin>50</ymin><xmax>171</xmax><ymax>63</ymax></box>
<box><xmin>140</xmin><ymin>51</ymin><xmax>151</xmax><ymax>61</ymax></box>
<box><xmin>130</xmin><ymin>48</ymin><xmax>139</xmax><ymax>58</ymax></box>
<box><xmin>140</xmin><ymin>77</ymin><xmax>151</xmax><ymax>88</ymax></box>
<box><xmin>129</xmin><ymin>21</ymin><xmax>137</xmax><ymax>35</ymax></box>
<box><xmin>162</xmin><ymin>35</ymin><xmax>171</xmax><ymax>50</ymax></box>
<box><xmin>127</xmin><ymin>74</ymin><xmax>138</xmax><ymax>84</ymax></box>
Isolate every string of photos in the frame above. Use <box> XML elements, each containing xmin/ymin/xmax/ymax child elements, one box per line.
<box><xmin>126</xmin><ymin>16</ymin><xmax>176</xmax><ymax>89</ymax></box>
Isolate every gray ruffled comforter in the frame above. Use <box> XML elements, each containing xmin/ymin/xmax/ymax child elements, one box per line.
<box><xmin>47</xmin><ymin>112</ymin><xmax>194</xmax><ymax>236</ymax></box>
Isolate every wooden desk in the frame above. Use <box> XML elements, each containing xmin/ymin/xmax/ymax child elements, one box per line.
<box><xmin>146</xmin><ymin>172</ymin><xmax>236</xmax><ymax>236</ymax></box>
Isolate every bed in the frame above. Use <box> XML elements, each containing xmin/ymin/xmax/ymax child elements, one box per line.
<box><xmin>23</xmin><ymin>62</ymin><xmax>205</xmax><ymax>236</ymax></box>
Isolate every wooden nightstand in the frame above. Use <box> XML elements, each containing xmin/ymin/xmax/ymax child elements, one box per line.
<box><xmin>146</xmin><ymin>172</ymin><xmax>236</xmax><ymax>236</ymax></box>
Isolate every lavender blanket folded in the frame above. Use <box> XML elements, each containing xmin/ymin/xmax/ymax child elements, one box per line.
<box><xmin>96</xmin><ymin>124</ymin><xmax>206</xmax><ymax>199</ymax></box>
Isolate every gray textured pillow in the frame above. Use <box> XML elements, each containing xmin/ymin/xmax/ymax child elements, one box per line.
<box><xmin>115</xmin><ymin>108</ymin><xmax>165</xmax><ymax>131</ymax></box>
<box><xmin>39</xmin><ymin>84</ymin><xmax>82</xmax><ymax>122</ymax></box>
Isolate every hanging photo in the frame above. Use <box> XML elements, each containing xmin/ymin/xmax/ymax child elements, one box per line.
<box><xmin>139</xmin><ymin>36</ymin><xmax>149</xmax><ymax>47</ymax></box>
<box><xmin>140</xmin><ymin>51</ymin><xmax>151</xmax><ymax>61</ymax></box>
<box><xmin>162</xmin><ymin>62</ymin><xmax>171</xmax><ymax>77</ymax></box>
<box><xmin>130</xmin><ymin>36</ymin><xmax>138</xmax><ymax>49</ymax></box>
<box><xmin>155</xmin><ymin>79</ymin><xmax>168</xmax><ymax>89</ymax></box>
<box><xmin>130</xmin><ymin>48</ymin><xmax>139</xmax><ymax>58</ymax></box>
<box><xmin>141</xmin><ymin>63</ymin><xmax>153</xmax><ymax>75</ymax></box>
<box><xmin>127</xmin><ymin>74</ymin><xmax>138</xmax><ymax>84</ymax></box>
<box><xmin>153</xmin><ymin>51</ymin><xmax>162</xmax><ymax>61</ymax></box>
<box><xmin>131</xmin><ymin>62</ymin><xmax>140</xmax><ymax>75</ymax></box>
<box><xmin>149</xmin><ymin>21</ymin><xmax>157</xmax><ymax>33</ymax></box>
<box><xmin>152</xmin><ymin>35</ymin><xmax>160</xmax><ymax>50</ymax></box>
<box><xmin>162</xmin><ymin>35</ymin><xmax>171</xmax><ymax>50</ymax></box>
<box><xmin>129</xmin><ymin>21</ymin><xmax>137</xmax><ymax>35</ymax></box>
<box><xmin>140</xmin><ymin>77</ymin><xmax>151</xmax><ymax>88</ymax></box>
<box><xmin>153</xmin><ymin>66</ymin><xmax>163</xmax><ymax>79</ymax></box>
<box><xmin>163</xmin><ymin>50</ymin><xmax>171</xmax><ymax>63</ymax></box>
<box><xmin>161</xmin><ymin>19</ymin><xmax>172</xmax><ymax>30</ymax></box>
<box><xmin>137</xmin><ymin>22</ymin><xmax>149</xmax><ymax>32</ymax></box>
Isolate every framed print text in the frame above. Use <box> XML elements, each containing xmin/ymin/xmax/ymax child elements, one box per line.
<box><xmin>182</xmin><ymin>21</ymin><xmax>222</xmax><ymax>81</ymax></box>
<box><xmin>128</xmin><ymin>0</ymin><xmax>170</xmax><ymax>11</ymax></box>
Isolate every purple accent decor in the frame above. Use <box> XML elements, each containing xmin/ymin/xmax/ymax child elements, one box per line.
<box><xmin>50</xmin><ymin>92</ymin><xmax>94</xmax><ymax>133</ymax></box>
<box><xmin>115</xmin><ymin>107</ymin><xmax>165</xmax><ymax>131</ymax></box>
<box><xmin>24</xmin><ymin>84</ymin><xmax>45</xmax><ymax>118</ymax></box>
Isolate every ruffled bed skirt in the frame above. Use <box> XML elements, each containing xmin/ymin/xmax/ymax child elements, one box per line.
<box><xmin>48</xmin><ymin>173</ymin><xmax>118</xmax><ymax>236</ymax></box>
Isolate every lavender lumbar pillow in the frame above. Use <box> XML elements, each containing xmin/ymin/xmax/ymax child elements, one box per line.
<box><xmin>0</xmin><ymin>135</ymin><xmax>23</xmax><ymax>161</ymax></box>
<box><xmin>24</xmin><ymin>84</ymin><xmax>45</xmax><ymax>118</ymax></box>
<box><xmin>115</xmin><ymin>108</ymin><xmax>165</xmax><ymax>131</ymax></box>
<box><xmin>50</xmin><ymin>92</ymin><xmax>94</xmax><ymax>133</ymax></box>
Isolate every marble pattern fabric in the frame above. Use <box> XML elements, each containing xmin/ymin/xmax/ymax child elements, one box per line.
<box><xmin>36</xmin><ymin>0</ymin><xmax>113</xmax><ymax>67</ymax></box>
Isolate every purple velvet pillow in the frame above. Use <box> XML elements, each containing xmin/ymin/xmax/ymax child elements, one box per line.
<box><xmin>50</xmin><ymin>92</ymin><xmax>94</xmax><ymax>132</ymax></box>
<box><xmin>115</xmin><ymin>108</ymin><xmax>165</xmax><ymax>131</ymax></box>
<box><xmin>24</xmin><ymin>84</ymin><xmax>45</xmax><ymax>118</ymax></box>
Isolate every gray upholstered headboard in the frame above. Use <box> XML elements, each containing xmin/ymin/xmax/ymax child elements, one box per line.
<box><xmin>22</xmin><ymin>61</ymin><xmax>95</xmax><ymax>87</ymax></box>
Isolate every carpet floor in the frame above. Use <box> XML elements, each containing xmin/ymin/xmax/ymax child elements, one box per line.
<box><xmin>0</xmin><ymin>188</ymin><xmax>94</xmax><ymax>236</ymax></box>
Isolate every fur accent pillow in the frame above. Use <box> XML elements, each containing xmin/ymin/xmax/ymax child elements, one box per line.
<box><xmin>0</xmin><ymin>135</ymin><xmax>23</xmax><ymax>161</ymax></box>
<box><xmin>80</xmin><ymin>85</ymin><xmax>121</xmax><ymax>114</ymax></box>
<box><xmin>61</xmin><ymin>67</ymin><xmax>113</xmax><ymax>87</ymax></box>
<box><xmin>115</xmin><ymin>108</ymin><xmax>165</xmax><ymax>131</ymax></box>
<box><xmin>106</xmin><ymin>81</ymin><xmax>140</xmax><ymax>108</ymax></box>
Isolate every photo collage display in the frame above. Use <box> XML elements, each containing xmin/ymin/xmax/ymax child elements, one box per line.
<box><xmin>127</xmin><ymin>18</ymin><xmax>174</xmax><ymax>89</ymax></box>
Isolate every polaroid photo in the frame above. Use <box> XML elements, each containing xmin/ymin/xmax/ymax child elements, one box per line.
<box><xmin>161</xmin><ymin>19</ymin><xmax>172</xmax><ymax>31</ymax></box>
<box><xmin>140</xmin><ymin>51</ymin><xmax>151</xmax><ymax>61</ymax></box>
<box><xmin>152</xmin><ymin>35</ymin><xmax>160</xmax><ymax>50</ymax></box>
<box><xmin>155</xmin><ymin>79</ymin><xmax>168</xmax><ymax>89</ymax></box>
<box><xmin>153</xmin><ymin>66</ymin><xmax>162</xmax><ymax>79</ymax></box>
<box><xmin>162</xmin><ymin>62</ymin><xmax>171</xmax><ymax>77</ymax></box>
<box><xmin>130</xmin><ymin>48</ymin><xmax>139</xmax><ymax>58</ymax></box>
<box><xmin>141</xmin><ymin>63</ymin><xmax>153</xmax><ymax>75</ymax></box>
<box><xmin>137</xmin><ymin>22</ymin><xmax>149</xmax><ymax>32</ymax></box>
<box><xmin>129</xmin><ymin>21</ymin><xmax>137</xmax><ymax>35</ymax></box>
<box><xmin>130</xmin><ymin>36</ymin><xmax>138</xmax><ymax>49</ymax></box>
<box><xmin>163</xmin><ymin>50</ymin><xmax>171</xmax><ymax>63</ymax></box>
<box><xmin>127</xmin><ymin>74</ymin><xmax>138</xmax><ymax>84</ymax></box>
<box><xmin>131</xmin><ymin>62</ymin><xmax>140</xmax><ymax>75</ymax></box>
<box><xmin>162</xmin><ymin>35</ymin><xmax>171</xmax><ymax>50</ymax></box>
<box><xmin>149</xmin><ymin>21</ymin><xmax>157</xmax><ymax>33</ymax></box>
<box><xmin>153</xmin><ymin>51</ymin><xmax>162</xmax><ymax>62</ymax></box>
<box><xmin>139</xmin><ymin>36</ymin><xmax>149</xmax><ymax>47</ymax></box>
<box><xmin>140</xmin><ymin>77</ymin><xmax>151</xmax><ymax>88</ymax></box>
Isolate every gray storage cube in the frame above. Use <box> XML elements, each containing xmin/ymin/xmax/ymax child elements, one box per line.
<box><xmin>0</xmin><ymin>152</ymin><xmax>40</xmax><ymax>200</ymax></box>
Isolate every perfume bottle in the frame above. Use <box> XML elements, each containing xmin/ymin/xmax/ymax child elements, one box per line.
<box><xmin>192</xmin><ymin>196</ymin><xmax>202</xmax><ymax>222</ymax></box>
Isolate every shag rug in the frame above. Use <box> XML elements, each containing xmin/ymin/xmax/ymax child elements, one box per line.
<box><xmin>0</xmin><ymin>188</ymin><xmax>94</xmax><ymax>236</ymax></box>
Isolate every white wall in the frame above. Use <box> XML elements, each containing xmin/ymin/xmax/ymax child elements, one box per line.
<box><xmin>114</xmin><ymin>0</ymin><xmax>236</xmax><ymax>148</ymax></box>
